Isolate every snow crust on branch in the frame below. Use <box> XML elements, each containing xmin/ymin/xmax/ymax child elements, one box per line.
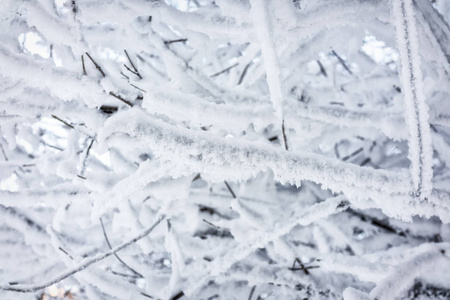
<box><xmin>1</xmin><ymin>0</ymin><xmax>450</xmax><ymax>299</ymax></box>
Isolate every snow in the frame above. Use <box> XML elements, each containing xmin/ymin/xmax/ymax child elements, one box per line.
<box><xmin>1</xmin><ymin>0</ymin><xmax>450</xmax><ymax>299</ymax></box>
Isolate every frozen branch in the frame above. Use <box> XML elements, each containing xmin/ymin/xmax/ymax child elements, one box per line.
<box><xmin>392</xmin><ymin>0</ymin><xmax>433</xmax><ymax>199</ymax></box>
<box><xmin>0</xmin><ymin>214</ymin><xmax>165</xmax><ymax>293</ymax></box>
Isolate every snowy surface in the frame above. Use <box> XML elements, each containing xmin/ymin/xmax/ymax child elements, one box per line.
<box><xmin>1</xmin><ymin>0</ymin><xmax>450</xmax><ymax>299</ymax></box>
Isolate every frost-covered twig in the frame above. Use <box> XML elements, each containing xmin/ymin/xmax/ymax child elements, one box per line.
<box><xmin>78</xmin><ymin>138</ymin><xmax>95</xmax><ymax>177</ymax></box>
<box><xmin>370</xmin><ymin>243</ymin><xmax>450</xmax><ymax>299</ymax></box>
<box><xmin>100</xmin><ymin>109</ymin><xmax>410</xmax><ymax>204</ymax></box>
<box><xmin>124</xmin><ymin>49</ymin><xmax>142</xmax><ymax>79</ymax></box>
<box><xmin>184</xmin><ymin>196</ymin><xmax>349</xmax><ymax>295</ymax></box>
<box><xmin>250</xmin><ymin>0</ymin><xmax>287</xmax><ymax>150</ymax></box>
<box><xmin>210</xmin><ymin>63</ymin><xmax>239</xmax><ymax>78</ymax></box>
<box><xmin>51</xmin><ymin>114</ymin><xmax>75</xmax><ymax>129</ymax></box>
<box><xmin>99</xmin><ymin>218</ymin><xmax>144</xmax><ymax>278</ymax></box>
<box><xmin>393</xmin><ymin>0</ymin><xmax>433</xmax><ymax>199</ymax></box>
<box><xmin>81</xmin><ymin>55</ymin><xmax>87</xmax><ymax>76</ymax></box>
<box><xmin>85</xmin><ymin>52</ymin><xmax>106</xmax><ymax>77</ymax></box>
<box><xmin>109</xmin><ymin>92</ymin><xmax>134</xmax><ymax>107</ymax></box>
<box><xmin>0</xmin><ymin>214</ymin><xmax>165</xmax><ymax>293</ymax></box>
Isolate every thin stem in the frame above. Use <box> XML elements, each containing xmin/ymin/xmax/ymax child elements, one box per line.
<box><xmin>124</xmin><ymin>64</ymin><xmax>141</xmax><ymax>78</ymax></box>
<box><xmin>130</xmin><ymin>83</ymin><xmax>147</xmax><ymax>93</ymax></box>
<box><xmin>210</xmin><ymin>63</ymin><xmax>239</xmax><ymax>78</ymax></box>
<box><xmin>99</xmin><ymin>218</ymin><xmax>144</xmax><ymax>278</ymax></box>
<box><xmin>248</xmin><ymin>285</ymin><xmax>256</xmax><ymax>300</ymax></box>
<box><xmin>224</xmin><ymin>181</ymin><xmax>236</xmax><ymax>199</ymax></box>
<box><xmin>281</xmin><ymin>119</ymin><xmax>289</xmax><ymax>151</ymax></box>
<box><xmin>331</xmin><ymin>50</ymin><xmax>353</xmax><ymax>75</ymax></box>
<box><xmin>124</xmin><ymin>49</ymin><xmax>142</xmax><ymax>79</ymax></box>
<box><xmin>0</xmin><ymin>214</ymin><xmax>165</xmax><ymax>293</ymax></box>
<box><xmin>85</xmin><ymin>52</ymin><xmax>106</xmax><ymax>77</ymax></box>
<box><xmin>238</xmin><ymin>61</ymin><xmax>252</xmax><ymax>85</ymax></box>
<box><xmin>81</xmin><ymin>55</ymin><xmax>86</xmax><ymax>75</ymax></box>
<box><xmin>0</xmin><ymin>143</ymin><xmax>8</xmax><ymax>161</ymax></box>
<box><xmin>52</xmin><ymin>115</ymin><xmax>75</xmax><ymax>129</ymax></box>
<box><xmin>164</xmin><ymin>39</ymin><xmax>188</xmax><ymax>45</ymax></box>
<box><xmin>79</xmin><ymin>138</ymin><xmax>95</xmax><ymax>177</ymax></box>
<box><xmin>109</xmin><ymin>92</ymin><xmax>134</xmax><ymax>107</ymax></box>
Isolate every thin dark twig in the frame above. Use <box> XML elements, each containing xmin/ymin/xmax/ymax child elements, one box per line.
<box><xmin>331</xmin><ymin>50</ymin><xmax>353</xmax><ymax>75</ymax></box>
<box><xmin>124</xmin><ymin>50</ymin><xmax>142</xmax><ymax>79</ymax></box>
<box><xmin>346</xmin><ymin>208</ymin><xmax>406</xmax><ymax>237</ymax></box>
<box><xmin>210</xmin><ymin>63</ymin><xmax>239</xmax><ymax>78</ymax></box>
<box><xmin>141</xmin><ymin>292</ymin><xmax>161</xmax><ymax>299</ymax></box>
<box><xmin>0</xmin><ymin>144</ymin><xmax>8</xmax><ymax>161</ymax></box>
<box><xmin>79</xmin><ymin>138</ymin><xmax>95</xmax><ymax>177</ymax></box>
<box><xmin>316</xmin><ymin>60</ymin><xmax>327</xmax><ymax>77</ymax></box>
<box><xmin>124</xmin><ymin>64</ymin><xmax>141</xmax><ymax>78</ymax></box>
<box><xmin>109</xmin><ymin>92</ymin><xmax>134</xmax><ymax>107</ymax></box>
<box><xmin>85</xmin><ymin>52</ymin><xmax>106</xmax><ymax>77</ymax></box>
<box><xmin>164</xmin><ymin>39</ymin><xmax>188</xmax><ymax>45</ymax></box>
<box><xmin>170</xmin><ymin>291</ymin><xmax>185</xmax><ymax>300</ymax></box>
<box><xmin>248</xmin><ymin>285</ymin><xmax>257</xmax><ymax>300</ymax></box>
<box><xmin>288</xmin><ymin>265</ymin><xmax>320</xmax><ymax>272</ymax></box>
<box><xmin>130</xmin><ymin>83</ymin><xmax>146</xmax><ymax>93</ymax></box>
<box><xmin>120</xmin><ymin>72</ymin><xmax>130</xmax><ymax>80</ymax></box>
<box><xmin>0</xmin><ymin>214</ymin><xmax>165</xmax><ymax>293</ymax></box>
<box><xmin>99</xmin><ymin>218</ymin><xmax>144</xmax><ymax>278</ymax></box>
<box><xmin>192</xmin><ymin>173</ymin><xmax>201</xmax><ymax>181</ymax></box>
<box><xmin>238</xmin><ymin>61</ymin><xmax>252</xmax><ymax>85</ymax></box>
<box><xmin>282</xmin><ymin>119</ymin><xmax>289</xmax><ymax>151</ymax></box>
<box><xmin>288</xmin><ymin>258</ymin><xmax>317</xmax><ymax>275</ymax></box>
<box><xmin>58</xmin><ymin>247</ymin><xmax>73</xmax><ymax>260</ymax></box>
<box><xmin>51</xmin><ymin>115</ymin><xmax>75</xmax><ymax>129</ymax></box>
<box><xmin>81</xmin><ymin>55</ymin><xmax>86</xmax><ymax>75</ymax></box>
<box><xmin>334</xmin><ymin>143</ymin><xmax>340</xmax><ymax>159</ymax></box>
<box><xmin>224</xmin><ymin>181</ymin><xmax>236</xmax><ymax>199</ymax></box>
<box><xmin>202</xmin><ymin>219</ymin><xmax>221</xmax><ymax>229</ymax></box>
<box><xmin>342</xmin><ymin>147</ymin><xmax>363</xmax><ymax>161</ymax></box>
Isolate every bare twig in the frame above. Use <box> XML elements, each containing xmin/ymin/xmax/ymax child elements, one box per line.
<box><xmin>224</xmin><ymin>181</ymin><xmax>236</xmax><ymax>199</ymax></box>
<box><xmin>124</xmin><ymin>64</ymin><xmax>141</xmax><ymax>78</ymax></box>
<box><xmin>238</xmin><ymin>61</ymin><xmax>253</xmax><ymax>85</ymax></box>
<box><xmin>85</xmin><ymin>52</ymin><xmax>106</xmax><ymax>77</ymax></box>
<box><xmin>124</xmin><ymin>49</ymin><xmax>142</xmax><ymax>79</ymax></box>
<box><xmin>331</xmin><ymin>50</ymin><xmax>353</xmax><ymax>75</ymax></box>
<box><xmin>342</xmin><ymin>147</ymin><xmax>363</xmax><ymax>161</ymax></box>
<box><xmin>0</xmin><ymin>214</ymin><xmax>165</xmax><ymax>293</ymax></box>
<box><xmin>248</xmin><ymin>285</ymin><xmax>257</xmax><ymax>300</ymax></box>
<box><xmin>99</xmin><ymin>218</ymin><xmax>144</xmax><ymax>278</ymax></box>
<box><xmin>316</xmin><ymin>60</ymin><xmax>327</xmax><ymax>77</ymax></box>
<box><xmin>346</xmin><ymin>208</ymin><xmax>406</xmax><ymax>237</ymax></box>
<box><xmin>210</xmin><ymin>63</ymin><xmax>239</xmax><ymax>78</ymax></box>
<box><xmin>79</xmin><ymin>138</ymin><xmax>95</xmax><ymax>177</ymax></box>
<box><xmin>334</xmin><ymin>143</ymin><xmax>340</xmax><ymax>159</ymax></box>
<box><xmin>281</xmin><ymin>119</ymin><xmax>289</xmax><ymax>151</ymax></box>
<box><xmin>0</xmin><ymin>143</ymin><xmax>8</xmax><ymax>161</ymax></box>
<box><xmin>58</xmin><ymin>247</ymin><xmax>73</xmax><ymax>260</ymax></box>
<box><xmin>130</xmin><ymin>83</ymin><xmax>146</xmax><ymax>93</ymax></box>
<box><xmin>164</xmin><ymin>39</ymin><xmax>188</xmax><ymax>45</ymax></box>
<box><xmin>81</xmin><ymin>55</ymin><xmax>86</xmax><ymax>75</ymax></box>
<box><xmin>109</xmin><ymin>92</ymin><xmax>134</xmax><ymax>107</ymax></box>
<box><xmin>288</xmin><ymin>258</ymin><xmax>319</xmax><ymax>275</ymax></box>
<box><xmin>120</xmin><ymin>71</ymin><xmax>130</xmax><ymax>80</ymax></box>
<box><xmin>51</xmin><ymin>115</ymin><xmax>75</xmax><ymax>129</ymax></box>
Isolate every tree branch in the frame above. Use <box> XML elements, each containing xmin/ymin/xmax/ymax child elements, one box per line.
<box><xmin>0</xmin><ymin>214</ymin><xmax>165</xmax><ymax>293</ymax></box>
<box><xmin>99</xmin><ymin>217</ymin><xmax>144</xmax><ymax>278</ymax></box>
<box><xmin>85</xmin><ymin>52</ymin><xmax>106</xmax><ymax>77</ymax></box>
